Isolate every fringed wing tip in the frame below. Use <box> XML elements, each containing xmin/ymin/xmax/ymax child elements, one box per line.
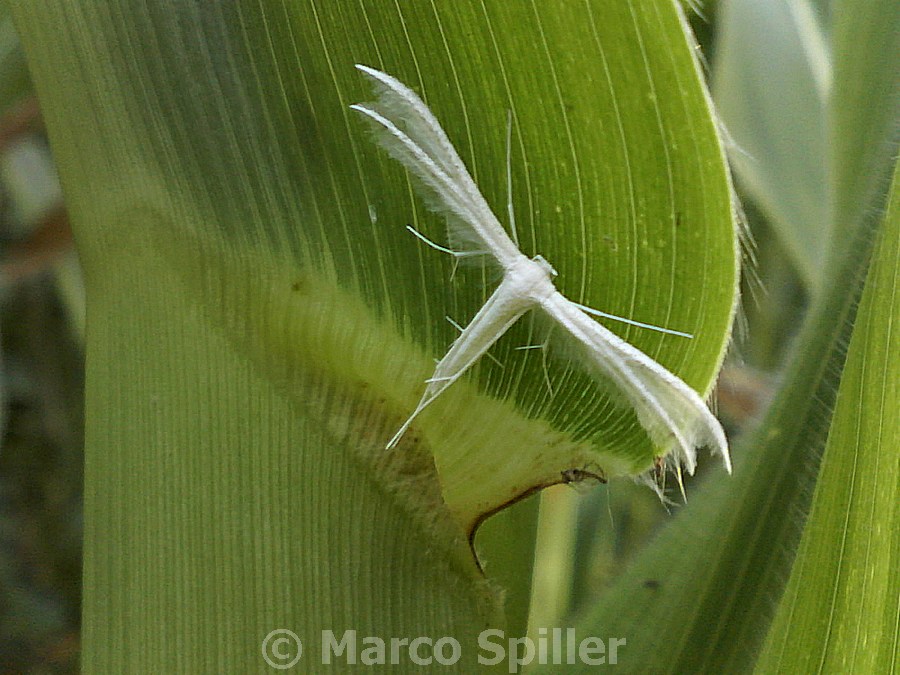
<box><xmin>648</xmin><ymin>413</ymin><xmax>731</xmax><ymax>500</ymax></box>
<box><xmin>718</xmin><ymin>442</ymin><xmax>733</xmax><ymax>474</ymax></box>
<box><xmin>354</xmin><ymin>64</ymin><xmax>403</xmax><ymax>93</ymax></box>
<box><xmin>699</xmin><ymin>413</ymin><xmax>732</xmax><ymax>474</ymax></box>
<box><xmin>686</xmin><ymin>414</ymin><xmax>732</xmax><ymax>475</ymax></box>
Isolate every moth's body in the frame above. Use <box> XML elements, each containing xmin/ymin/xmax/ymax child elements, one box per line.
<box><xmin>390</xmin><ymin>253</ymin><xmax>557</xmax><ymax>448</ymax></box>
<box><xmin>352</xmin><ymin>64</ymin><xmax>731</xmax><ymax>474</ymax></box>
<box><xmin>435</xmin><ymin>255</ymin><xmax>556</xmax><ymax>386</ymax></box>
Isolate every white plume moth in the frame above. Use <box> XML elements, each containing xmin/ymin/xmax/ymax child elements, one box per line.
<box><xmin>351</xmin><ymin>64</ymin><xmax>731</xmax><ymax>476</ymax></box>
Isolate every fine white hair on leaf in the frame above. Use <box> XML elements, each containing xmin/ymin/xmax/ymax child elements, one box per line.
<box><xmin>351</xmin><ymin>64</ymin><xmax>732</xmax><ymax>476</ymax></box>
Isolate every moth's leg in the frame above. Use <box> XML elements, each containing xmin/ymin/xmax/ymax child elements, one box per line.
<box><xmin>387</xmin><ymin>278</ymin><xmax>530</xmax><ymax>450</ymax></box>
<box><xmin>385</xmin><ymin>342</ymin><xmax>485</xmax><ymax>450</ymax></box>
<box><xmin>446</xmin><ymin>316</ymin><xmax>504</xmax><ymax>369</ymax></box>
<box><xmin>505</xmin><ymin>109</ymin><xmax>519</xmax><ymax>247</ymax></box>
<box><xmin>405</xmin><ymin>224</ymin><xmax>466</xmax><ymax>256</ymax></box>
<box><xmin>513</xmin><ymin>318</ymin><xmax>554</xmax><ymax>396</ymax></box>
<box><xmin>385</xmin><ymin>387</ymin><xmax>447</xmax><ymax>450</ymax></box>
<box><xmin>572</xmin><ymin>301</ymin><xmax>693</xmax><ymax>339</ymax></box>
<box><xmin>405</xmin><ymin>224</ymin><xmax>483</xmax><ymax>280</ymax></box>
<box><xmin>514</xmin><ymin>342</ymin><xmax>553</xmax><ymax>397</ymax></box>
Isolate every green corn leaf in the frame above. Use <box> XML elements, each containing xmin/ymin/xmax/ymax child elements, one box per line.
<box><xmin>754</xmin><ymin>0</ymin><xmax>900</xmax><ymax>667</ymax></box>
<box><xmin>754</xmin><ymin>130</ymin><xmax>898</xmax><ymax>675</ymax></box>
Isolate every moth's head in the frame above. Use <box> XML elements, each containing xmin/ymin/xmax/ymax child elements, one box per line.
<box><xmin>532</xmin><ymin>254</ymin><xmax>558</xmax><ymax>278</ymax></box>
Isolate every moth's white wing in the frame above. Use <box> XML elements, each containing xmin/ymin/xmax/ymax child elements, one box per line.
<box><xmin>387</xmin><ymin>274</ymin><xmax>535</xmax><ymax>449</ymax></box>
<box><xmin>540</xmin><ymin>293</ymin><xmax>731</xmax><ymax>474</ymax></box>
<box><xmin>354</xmin><ymin>65</ymin><xmax>476</xmax><ymax>205</ymax></box>
<box><xmin>352</xmin><ymin>64</ymin><xmax>521</xmax><ymax>268</ymax></box>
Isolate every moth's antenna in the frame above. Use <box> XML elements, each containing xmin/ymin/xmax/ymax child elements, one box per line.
<box><xmin>572</xmin><ymin>301</ymin><xmax>694</xmax><ymax>338</ymax></box>
<box><xmin>506</xmin><ymin>109</ymin><xmax>519</xmax><ymax>247</ymax></box>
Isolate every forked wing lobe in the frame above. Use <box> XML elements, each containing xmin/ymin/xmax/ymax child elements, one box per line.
<box><xmin>352</xmin><ymin>65</ymin><xmax>521</xmax><ymax>267</ymax></box>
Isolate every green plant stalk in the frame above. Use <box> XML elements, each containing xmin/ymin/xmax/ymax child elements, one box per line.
<box><xmin>9</xmin><ymin>4</ymin><xmax>496</xmax><ymax>671</ymax></box>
